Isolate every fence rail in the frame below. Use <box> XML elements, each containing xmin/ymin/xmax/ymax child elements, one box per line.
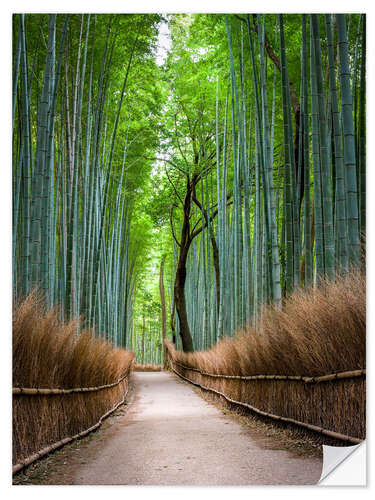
<box><xmin>172</xmin><ymin>360</ymin><xmax>366</xmax><ymax>384</ymax></box>
<box><xmin>166</xmin><ymin>342</ymin><xmax>365</xmax><ymax>445</ymax></box>
<box><xmin>12</xmin><ymin>370</ymin><xmax>130</xmax><ymax>395</ymax></box>
<box><xmin>170</xmin><ymin>363</ymin><xmax>362</xmax><ymax>444</ymax></box>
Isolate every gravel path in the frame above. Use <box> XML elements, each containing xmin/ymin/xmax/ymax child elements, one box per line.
<box><xmin>71</xmin><ymin>371</ymin><xmax>322</xmax><ymax>485</ymax></box>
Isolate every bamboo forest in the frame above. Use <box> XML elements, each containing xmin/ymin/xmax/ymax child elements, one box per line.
<box><xmin>12</xmin><ymin>13</ymin><xmax>367</xmax><ymax>484</ymax></box>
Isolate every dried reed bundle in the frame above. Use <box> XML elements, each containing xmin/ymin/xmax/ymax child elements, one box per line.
<box><xmin>134</xmin><ymin>364</ymin><xmax>163</xmax><ymax>371</ymax></box>
<box><xmin>166</xmin><ymin>271</ymin><xmax>366</xmax><ymax>440</ymax></box>
<box><xmin>13</xmin><ymin>292</ymin><xmax>134</xmax><ymax>465</ymax></box>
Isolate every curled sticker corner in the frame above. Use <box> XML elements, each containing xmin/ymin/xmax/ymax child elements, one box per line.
<box><xmin>318</xmin><ymin>441</ymin><xmax>366</xmax><ymax>485</ymax></box>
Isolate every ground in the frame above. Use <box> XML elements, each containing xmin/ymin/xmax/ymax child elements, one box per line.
<box><xmin>13</xmin><ymin>371</ymin><xmax>323</xmax><ymax>486</ymax></box>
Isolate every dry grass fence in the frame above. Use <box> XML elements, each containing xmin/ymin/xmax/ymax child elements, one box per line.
<box><xmin>13</xmin><ymin>291</ymin><xmax>134</xmax><ymax>471</ymax></box>
<box><xmin>134</xmin><ymin>364</ymin><xmax>163</xmax><ymax>371</ymax></box>
<box><xmin>165</xmin><ymin>270</ymin><xmax>366</xmax><ymax>443</ymax></box>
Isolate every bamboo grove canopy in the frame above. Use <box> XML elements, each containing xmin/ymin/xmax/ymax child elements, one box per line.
<box><xmin>12</xmin><ymin>14</ymin><xmax>365</xmax><ymax>356</ymax></box>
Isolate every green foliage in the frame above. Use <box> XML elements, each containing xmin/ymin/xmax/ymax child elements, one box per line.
<box><xmin>13</xmin><ymin>13</ymin><xmax>365</xmax><ymax>360</ymax></box>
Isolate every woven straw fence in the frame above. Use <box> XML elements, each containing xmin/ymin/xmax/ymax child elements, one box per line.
<box><xmin>13</xmin><ymin>370</ymin><xmax>131</xmax><ymax>472</ymax></box>
<box><xmin>165</xmin><ymin>343</ymin><xmax>365</xmax><ymax>444</ymax></box>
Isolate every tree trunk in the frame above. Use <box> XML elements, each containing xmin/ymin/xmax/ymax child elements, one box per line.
<box><xmin>170</xmin><ymin>300</ymin><xmax>176</xmax><ymax>344</ymax></box>
<box><xmin>210</xmin><ymin>233</ymin><xmax>220</xmax><ymax>314</ymax></box>
<box><xmin>174</xmin><ymin>246</ymin><xmax>194</xmax><ymax>352</ymax></box>
<box><xmin>172</xmin><ymin>176</ymin><xmax>196</xmax><ymax>352</ymax></box>
<box><xmin>170</xmin><ymin>168</ymin><xmax>222</xmax><ymax>352</ymax></box>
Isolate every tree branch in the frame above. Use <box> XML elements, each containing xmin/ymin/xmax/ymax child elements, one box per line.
<box><xmin>164</xmin><ymin>164</ymin><xmax>184</xmax><ymax>206</ymax></box>
<box><xmin>143</xmin><ymin>155</ymin><xmax>189</xmax><ymax>175</ymax></box>
<box><xmin>169</xmin><ymin>203</ymin><xmax>181</xmax><ymax>248</ymax></box>
<box><xmin>234</xmin><ymin>14</ymin><xmax>247</xmax><ymax>24</ymax></box>
<box><xmin>174</xmin><ymin>112</ymin><xmax>192</xmax><ymax>169</ymax></box>
<box><xmin>190</xmin><ymin>194</ymin><xmax>234</xmax><ymax>240</ymax></box>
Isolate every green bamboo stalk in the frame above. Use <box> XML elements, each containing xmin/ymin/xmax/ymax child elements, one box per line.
<box><xmin>310</xmin><ymin>17</ymin><xmax>324</xmax><ymax>281</ymax></box>
<box><xmin>92</xmin><ymin>30</ymin><xmax>139</xmax><ymax>326</ymax></box>
<box><xmin>352</xmin><ymin>15</ymin><xmax>362</xmax><ymax>159</ymax></box>
<box><xmin>13</xmin><ymin>17</ymin><xmax>21</xmax><ymax>128</ymax></box>
<box><xmin>218</xmin><ymin>91</ymin><xmax>228</xmax><ymax>338</ymax></box>
<box><xmin>19</xmin><ymin>14</ymin><xmax>32</xmax><ymax>295</ymax></box>
<box><xmin>358</xmin><ymin>15</ymin><xmax>366</xmax><ymax>254</ymax></box>
<box><xmin>257</xmin><ymin>15</ymin><xmax>281</xmax><ymax>306</ymax></box>
<box><xmin>301</xmin><ymin>15</ymin><xmax>313</xmax><ymax>285</ymax></box>
<box><xmin>325</xmin><ymin>14</ymin><xmax>348</xmax><ymax>272</ymax></box>
<box><xmin>336</xmin><ymin>14</ymin><xmax>360</xmax><ymax>267</ymax></box>
<box><xmin>311</xmin><ymin>15</ymin><xmax>335</xmax><ymax>278</ymax></box>
<box><xmin>30</xmin><ymin>14</ymin><xmax>56</xmax><ymax>290</ymax></box>
<box><xmin>278</xmin><ymin>14</ymin><xmax>294</xmax><ymax>292</ymax></box>
<box><xmin>254</xmin><ymin>115</ymin><xmax>261</xmax><ymax>321</ymax></box>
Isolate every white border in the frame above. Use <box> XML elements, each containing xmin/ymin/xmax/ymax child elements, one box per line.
<box><xmin>1</xmin><ymin>3</ymin><xmax>373</xmax><ymax>499</ymax></box>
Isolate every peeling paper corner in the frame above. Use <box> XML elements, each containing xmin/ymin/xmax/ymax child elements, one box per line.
<box><xmin>318</xmin><ymin>441</ymin><xmax>366</xmax><ymax>486</ymax></box>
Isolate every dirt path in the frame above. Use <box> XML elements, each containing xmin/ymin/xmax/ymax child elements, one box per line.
<box><xmin>63</xmin><ymin>371</ymin><xmax>320</xmax><ymax>485</ymax></box>
<box><xmin>14</xmin><ymin>371</ymin><xmax>322</xmax><ymax>485</ymax></box>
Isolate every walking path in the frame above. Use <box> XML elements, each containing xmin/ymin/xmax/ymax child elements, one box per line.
<box><xmin>71</xmin><ymin>371</ymin><xmax>322</xmax><ymax>485</ymax></box>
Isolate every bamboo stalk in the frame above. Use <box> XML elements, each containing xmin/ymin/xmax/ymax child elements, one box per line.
<box><xmin>302</xmin><ymin>15</ymin><xmax>313</xmax><ymax>285</ymax></box>
<box><xmin>311</xmin><ymin>15</ymin><xmax>335</xmax><ymax>278</ymax></box>
<box><xmin>336</xmin><ymin>14</ymin><xmax>361</xmax><ymax>267</ymax></box>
